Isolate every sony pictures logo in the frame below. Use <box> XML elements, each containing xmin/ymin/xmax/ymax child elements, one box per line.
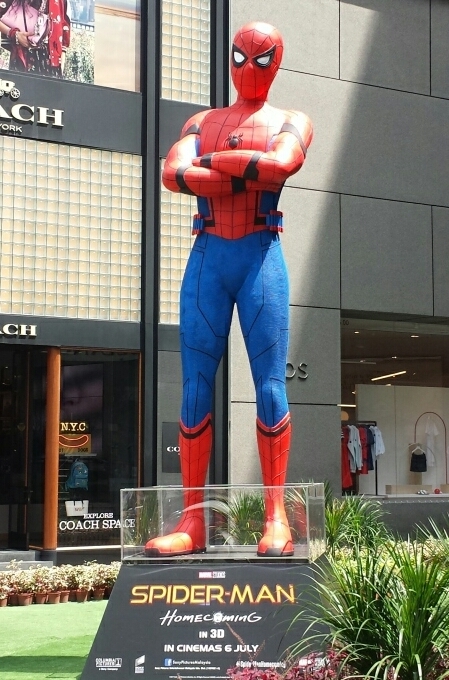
<box><xmin>95</xmin><ymin>657</ymin><xmax>122</xmax><ymax>670</ymax></box>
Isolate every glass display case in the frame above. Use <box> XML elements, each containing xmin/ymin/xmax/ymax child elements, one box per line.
<box><xmin>120</xmin><ymin>483</ymin><xmax>325</xmax><ymax>563</ymax></box>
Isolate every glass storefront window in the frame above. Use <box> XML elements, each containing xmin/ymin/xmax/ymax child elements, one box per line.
<box><xmin>0</xmin><ymin>137</ymin><xmax>142</xmax><ymax>322</ymax></box>
<box><xmin>161</xmin><ymin>0</ymin><xmax>211</xmax><ymax>105</ymax></box>
<box><xmin>159</xmin><ymin>160</ymin><xmax>195</xmax><ymax>324</ymax></box>
<box><xmin>341</xmin><ymin>317</ymin><xmax>449</xmax><ymax>498</ymax></box>
<box><xmin>57</xmin><ymin>350</ymin><xmax>139</xmax><ymax>548</ymax></box>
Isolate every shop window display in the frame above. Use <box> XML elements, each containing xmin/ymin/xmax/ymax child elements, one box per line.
<box><xmin>341</xmin><ymin>318</ymin><xmax>449</xmax><ymax>498</ymax></box>
<box><xmin>57</xmin><ymin>350</ymin><xmax>139</xmax><ymax>548</ymax></box>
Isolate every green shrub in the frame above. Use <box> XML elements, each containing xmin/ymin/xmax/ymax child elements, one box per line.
<box><xmin>325</xmin><ymin>495</ymin><xmax>391</xmax><ymax>556</ymax></box>
<box><xmin>293</xmin><ymin>541</ymin><xmax>449</xmax><ymax>680</ymax></box>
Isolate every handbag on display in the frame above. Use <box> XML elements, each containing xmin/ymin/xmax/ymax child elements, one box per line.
<box><xmin>1</xmin><ymin>0</ymin><xmax>50</xmax><ymax>48</ymax></box>
<box><xmin>65</xmin><ymin>500</ymin><xmax>89</xmax><ymax>517</ymax></box>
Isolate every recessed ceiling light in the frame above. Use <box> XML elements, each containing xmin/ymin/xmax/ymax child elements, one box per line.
<box><xmin>411</xmin><ymin>335</ymin><xmax>419</xmax><ymax>338</ymax></box>
<box><xmin>354</xmin><ymin>331</ymin><xmax>360</xmax><ymax>334</ymax></box>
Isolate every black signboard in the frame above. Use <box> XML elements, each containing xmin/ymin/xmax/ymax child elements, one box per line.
<box><xmin>81</xmin><ymin>562</ymin><xmax>317</xmax><ymax>679</ymax></box>
<box><xmin>0</xmin><ymin>73</ymin><xmax>141</xmax><ymax>153</ymax></box>
<box><xmin>162</xmin><ymin>422</ymin><xmax>181</xmax><ymax>473</ymax></box>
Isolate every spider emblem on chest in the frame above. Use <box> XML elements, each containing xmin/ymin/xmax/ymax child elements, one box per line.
<box><xmin>224</xmin><ymin>132</ymin><xmax>243</xmax><ymax>149</ymax></box>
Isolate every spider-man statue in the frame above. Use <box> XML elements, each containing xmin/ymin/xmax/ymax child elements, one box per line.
<box><xmin>145</xmin><ymin>21</ymin><xmax>313</xmax><ymax>557</ymax></box>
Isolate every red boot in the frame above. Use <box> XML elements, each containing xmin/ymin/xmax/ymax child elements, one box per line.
<box><xmin>256</xmin><ymin>413</ymin><xmax>294</xmax><ymax>557</ymax></box>
<box><xmin>145</xmin><ymin>414</ymin><xmax>212</xmax><ymax>556</ymax></box>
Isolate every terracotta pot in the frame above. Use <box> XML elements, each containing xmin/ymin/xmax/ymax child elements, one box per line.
<box><xmin>47</xmin><ymin>591</ymin><xmax>61</xmax><ymax>604</ymax></box>
<box><xmin>75</xmin><ymin>589</ymin><xmax>89</xmax><ymax>603</ymax></box>
<box><xmin>17</xmin><ymin>593</ymin><xmax>33</xmax><ymax>606</ymax></box>
<box><xmin>8</xmin><ymin>594</ymin><xmax>18</xmax><ymax>606</ymax></box>
<box><xmin>69</xmin><ymin>589</ymin><xmax>77</xmax><ymax>602</ymax></box>
<box><xmin>104</xmin><ymin>586</ymin><xmax>112</xmax><ymax>599</ymax></box>
<box><xmin>0</xmin><ymin>597</ymin><xmax>7</xmax><ymax>607</ymax></box>
<box><xmin>92</xmin><ymin>587</ymin><xmax>105</xmax><ymax>601</ymax></box>
<box><xmin>59</xmin><ymin>590</ymin><xmax>70</xmax><ymax>603</ymax></box>
<box><xmin>34</xmin><ymin>592</ymin><xmax>48</xmax><ymax>605</ymax></box>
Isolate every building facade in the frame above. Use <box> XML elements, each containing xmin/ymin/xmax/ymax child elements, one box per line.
<box><xmin>0</xmin><ymin>0</ymin><xmax>448</xmax><ymax>560</ymax></box>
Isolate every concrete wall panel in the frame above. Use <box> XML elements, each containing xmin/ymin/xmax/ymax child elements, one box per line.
<box><xmin>431</xmin><ymin>0</ymin><xmax>449</xmax><ymax>99</ymax></box>
<box><xmin>340</xmin><ymin>0</ymin><xmax>430</xmax><ymax>95</ymax></box>
<box><xmin>433</xmin><ymin>207</ymin><xmax>449</xmax><ymax>317</ymax></box>
<box><xmin>288</xmin><ymin>307</ymin><xmax>341</xmax><ymax>405</ymax></box>
<box><xmin>281</xmin><ymin>188</ymin><xmax>340</xmax><ymax>309</ymax></box>
<box><xmin>270</xmin><ymin>70</ymin><xmax>449</xmax><ymax>209</ymax></box>
<box><xmin>289</xmin><ymin>405</ymin><xmax>341</xmax><ymax>492</ymax></box>
<box><xmin>157</xmin><ymin>350</ymin><xmax>182</xmax><ymax>485</ymax></box>
<box><xmin>229</xmin><ymin>402</ymin><xmax>341</xmax><ymax>493</ymax></box>
<box><xmin>231</xmin><ymin>0</ymin><xmax>339</xmax><ymax>79</ymax></box>
<box><xmin>341</xmin><ymin>196</ymin><xmax>433</xmax><ymax>315</ymax></box>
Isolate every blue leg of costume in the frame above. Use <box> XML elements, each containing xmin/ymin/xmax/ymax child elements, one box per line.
<box><xmin>180</xmin><ymin>230</ymin><xmax>289</xmax><ymax>429</ymax></box>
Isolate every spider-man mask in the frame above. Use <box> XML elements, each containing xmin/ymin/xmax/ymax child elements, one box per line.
<box><xmin>231</xmin><ymin>22</ymin><xmax>284</xmax><ymax>101</ymax></box>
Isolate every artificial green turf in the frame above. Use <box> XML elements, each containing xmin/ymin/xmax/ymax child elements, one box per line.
<box><xmin>0</xmin><ymin>600</ymin><xmax>107</xmax><ymax>680</ymax></box>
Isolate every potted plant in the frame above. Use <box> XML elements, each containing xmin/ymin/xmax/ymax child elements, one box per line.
<box><xmin>52</xmin><ymin>565</ymin><xmax>70</xmax><ymax>603</ymax></box>
<box><xmin>60</xmin><ymin>564</ymin><xmax>83</xmax><ymax>601</ymax></box>
<box><xmin>75</xmin><ymin>564</ymin><xmax>94</xmax><ymax>602</ymax></box>
<box><xmin>0</xmin><ymin>573</ymin><xmax>10</xmax><ymax>607</ymax></box>
<box><xmin>90</xmin><ymin>562</ymin><xmax>108</xmax><ymax>600</ymax></box>
<box><xmin>30</xmin><ymin>567</ymin><xmax>49</xmax><ymax>604</ymax></box>
<box><xmin>15</xmin><ymin>569</ymin><xmax>34</xmax><ymax>606</ymax></box>
<box><xmin>104</xmin><ymin>562</ymin><xmax>120</xmax><ymax>598</ymax></box>
<box><xmin>44</xmin><ymin>567</ymin><xmax>62</xmax><ymax>604</ymax></box>
<box><xmin>5</xmin><ymin>560</ymin><xmax>22</xmax><ymax>605</ymax></box>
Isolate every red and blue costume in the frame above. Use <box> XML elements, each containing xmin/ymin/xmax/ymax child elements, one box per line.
<box><xmin>145</xmin><ymin>21</ymin><xmax>313</xmax><ymax>558</ymax></box>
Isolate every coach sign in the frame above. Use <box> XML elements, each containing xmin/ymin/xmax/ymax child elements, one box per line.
<box><xmin>162</xmin><ymin>422</ymin><xmax>181</xmax><ymax>473</ymax></box>
<box><xmin>0</xmin><ymin>73</ymin><xmax>141</xmax><ymax>153</ymax></box>
<box><xmin>0</xmin><ymin>323</ymin><xmax>37</xmax><ymax>338</ymax></box>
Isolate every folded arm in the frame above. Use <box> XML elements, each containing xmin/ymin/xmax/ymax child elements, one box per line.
<box><xmin>192</xmin><ymin>111</ymin><xmax>313</xmax><ymax>184</ymax></box>
<box><xmin>162</xmin><ymin>112</ymin><xmax>239</xmax><ymax>198</ymax></box>
<box><xmin>162</xmin><ymin>112</ymin><xmax>284</xmax><ymax>198</ymax></box>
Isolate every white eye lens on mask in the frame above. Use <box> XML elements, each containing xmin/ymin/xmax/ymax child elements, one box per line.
<box><xmin>254</xmin><ymin>47</ymin><xmax>275</xmax><ymax>68</ymax></box>
<box><xmin>255</xmin><ymin>54</ymin><xmax>271</xmax><ymax>66</ymax></box>
<box><xmin>233</xmin><ymin>50</ymin><xmax>245</xmax><ymax>64</ymax></box>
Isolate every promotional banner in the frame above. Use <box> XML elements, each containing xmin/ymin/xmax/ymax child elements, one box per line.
<box><xmin>0</xmin><ymin>0</ymin><xmax>140</xmax><ymax>91</ymax></box>
<box><xmin>81</xmin><ymin>562</ymin><xmax>317</xmax><ymax>679</ymax></box>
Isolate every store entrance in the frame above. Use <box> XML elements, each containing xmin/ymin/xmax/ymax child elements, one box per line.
<box><xmin>0</xmin><ymin>348</ymin><xmax>39</xmax><ymax>550</ymax></box>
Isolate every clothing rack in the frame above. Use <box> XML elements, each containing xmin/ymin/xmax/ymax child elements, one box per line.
<box><xmin>342</xmin><ymin>420</ymin><xmax>379</xmax><ymax>496</ymax></box>
<box><xmin>357</xmin><ymin>421</ymin><xmax>378</xmax><ymax>495</ymax></box>
<box><xmin>414</xmin><ymin>412</ymin><xmax>447</xmax><ymax>484</ymax></box>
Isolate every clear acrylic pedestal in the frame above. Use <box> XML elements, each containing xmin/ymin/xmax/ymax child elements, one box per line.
<box><xmin>120</xmin><ymin>483</ymin><xmax>325</xmax><ymax>563</ymax></box>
